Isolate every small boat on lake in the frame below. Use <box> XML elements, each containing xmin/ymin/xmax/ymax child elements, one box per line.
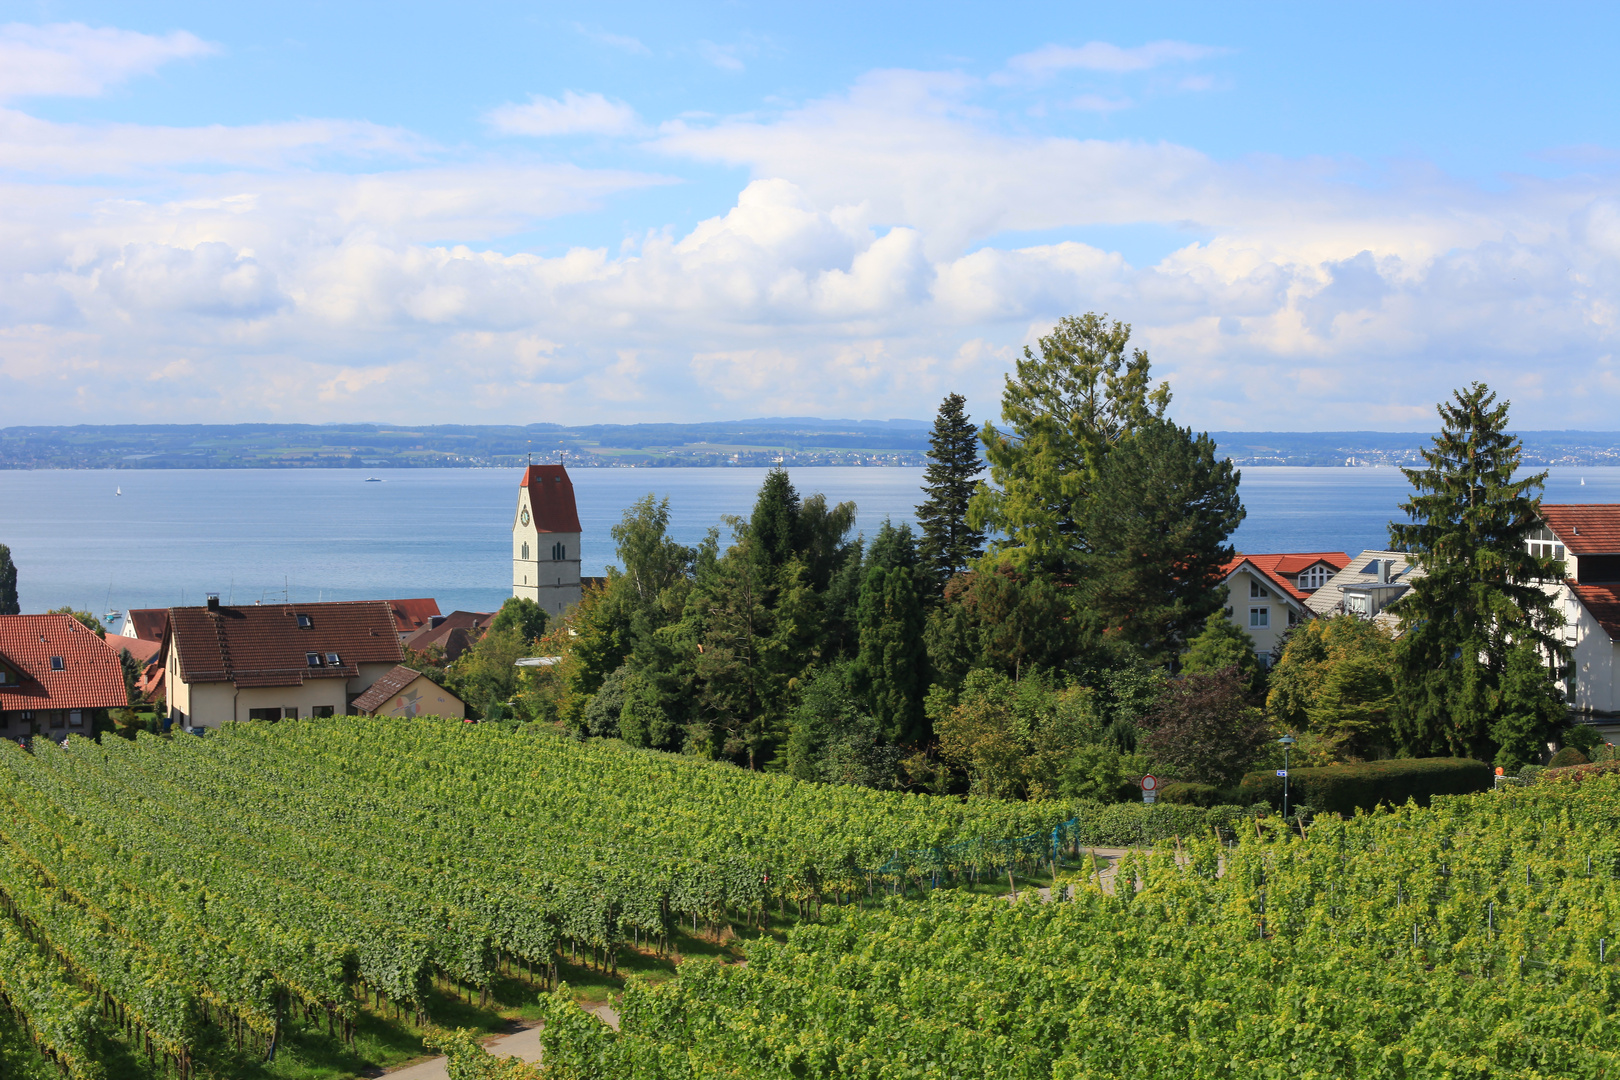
<box><xmin>364</xmin><ymin>477</ymin><xmax>383</xmax><ymax>482</ymax></box>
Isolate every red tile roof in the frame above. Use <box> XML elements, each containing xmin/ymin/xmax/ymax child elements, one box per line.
<box><xmin>113</xmin><ymin>637</ymin><xmax>161</xmax><ymax>665</ymax></box>
<box><xmin>387</xmin><ymin>598</ymin><xmax>441</xmax><ymax>635</ymax></box>
<box><xmin>1541</xmin><ymin>505</ymin><xmax>1620</xmax><ymax>555</ymax></box>
<box><xmin>402</xmin><ymin>611</ymin><xmax>490</xmax><ymax>655</ymax></box>
<box><xmin>0</xmin><ymin>615</ymin><xmax>128</xmax><ymax>712</ymax></box>
<box><xmin>1221</xmin><ymin>552</ymin><xmax>1352</xmax><ymax>604</ymax></box>
<box><xmin>520</xmin><ymin>464</ymin><xmax>582</xmax><ymax>533</ymax></box>
<box><xmin>166</xmin><ymin>601</ymin><xmax>403</xmax><ymax>688</ymax></box>
<box><xmin>1571</xmin><ymin>583</ymin><xmax>1620</xmax><ymax>639</ymax></box>
<box><xmin>350</xmin><ymin>665</ymin><xmax>466</xmax><ymax>714</ymax></box>
<box><xmin>124</xmin><ymin>609</ymin><xmax>169</xmax><ymax>642</ymax></box>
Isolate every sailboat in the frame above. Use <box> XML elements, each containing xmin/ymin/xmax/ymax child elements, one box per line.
<box><xmin>115</xmin><ymin>486</ymin><xmax>122</xmax><ymax>496</ymax></box>
<box><xmin>1582</xmin><ymin>478</ymin><xmax>1587</xmax><ymax>486</ymax></box>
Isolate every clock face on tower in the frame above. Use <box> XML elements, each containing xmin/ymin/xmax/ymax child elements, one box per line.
<box><xmin>520</xmin><ymin>507</ymin><xmax>530</xmax><ymax>526</ymax></box>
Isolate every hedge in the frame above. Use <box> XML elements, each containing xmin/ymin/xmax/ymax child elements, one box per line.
<box><xmin>1239</xmin><ymin>757</ymin><xmax>1492</xmax><ymax>815</ymax></box>
<box><xmin>1064</xmin><ymin>799</ymin><xmax>1260</xmax><ymax>847</ymax></box>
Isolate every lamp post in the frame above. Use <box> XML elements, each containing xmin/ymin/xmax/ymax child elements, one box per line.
<box><xmin>1277</xmin><ymin>734</ymin><xmax>1297</xmax><ymax>820</ymax></box>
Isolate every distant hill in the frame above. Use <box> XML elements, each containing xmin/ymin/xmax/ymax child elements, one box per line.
<box><xmin>1</xmin><ymin>422</ymin><xmax>1618</xmax><ymax>469</ymax></box>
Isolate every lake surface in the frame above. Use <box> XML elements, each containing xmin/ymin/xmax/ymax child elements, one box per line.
<box><xmin>3</xmin><ymin>465</ymin><xmax>1619</xmax><ymax>619</ymax></box>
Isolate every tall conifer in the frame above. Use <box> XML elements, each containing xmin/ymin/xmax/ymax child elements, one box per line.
<box><xmin>0</xmin><ymin>543</ymin><xmax>16</xmax><ymax>616</ymax></box>
<box><xmin>916</xmin><ymin>394</ymin><xmax>986</xmax><ymax>592</ymax></box>
<box><xmin>1388</xmin><ymin>383</ymin><xmax>1567</xmax><ymax>766</ymax></box>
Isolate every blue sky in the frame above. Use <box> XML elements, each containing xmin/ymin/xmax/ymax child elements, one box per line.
<box><xmin>2</xmin><ymin>2</ymin><xmax>1618</xmax><ymax>429</ymax></box>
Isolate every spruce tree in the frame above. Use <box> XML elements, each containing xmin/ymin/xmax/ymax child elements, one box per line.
<box><xmin>0</xmin><ymin>544</ymin><xmax>16</xmax><ymax>616</ymax></box>
<box><xmin>749</xmin><ymin>469</ymin><xmax>800</xmax><ymax>569</ymax></box>
<box><xmin>916</xmin><ymin>393</ymin><xmax>986</xmax><ymax>592</ymax></box>
<box><xmin>1388</xmin><ymin>382</ymin><xmax>1567</xmax><ymax>766</ymax></box>
<box><xmin>854</xmin><ymin>522</ymin><xmax>928</xmax><ymax>744</ymax></box>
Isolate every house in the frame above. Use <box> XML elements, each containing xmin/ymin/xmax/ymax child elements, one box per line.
<box><xmin>1220</xmin><ymin>552</ymin><xmax>1351</xmax><ymax>661</ymax></box>
<box><xmin>512</xmin><ymin>463</ymin><xmax>582</xmax><ymax>618</ymax></box>
<box><xmin>121</xmin><ymin>608</ymin><xmax>168</xmax><ymax>642</ymax></box>
<box><xmin>161</xmin><ymin>598</ymin><xmax>404</xmax><ymax>729</ymax></box>
<box><xmin>350</xmin><ymin>665</ymin><xmax>466</xmax><ymax>719</ymax></box>
<box><xmin>1533</xmin><ymin>505</ymin><xmax>1620</xmax><ymax>720</ymax></box>
<box><xmin>1306</xmin><ymin>550</ymin><xmax>1426</xmax><ymax>632</ymax></box>
<box><xmin>387</xmin><ymin>598</ymin><xmax>441</xmax><ymax>640</ymax></box>
<box><xmin>402</xmin><ymin>610</ymin><xmax>492</xmax><ymax>663</ymax></box>
<box><xmin>0</xmin><ymin>614</ymin><xmax>128</xmax><ymax>738</ymax></box>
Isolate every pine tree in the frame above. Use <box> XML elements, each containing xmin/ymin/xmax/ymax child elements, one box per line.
<box><xmin>0</xmin><ymin>544</ymin><xmax>16</xmax><ymax>616</ymax></box>
<box><xmin>854</xmin><ymin>523</ymin><xmax>928</xmax><ymax>744</ymax></box>
<box><xmin>1388</xmin><ymin>383</ymin><xmax>1567</xmax><ymax>765</ymax></box>
<box><xmin>749</xmin><ymin>469</ymin><xmax>800</xmax><ymax>570</ymax></box>
<box><xmin>916</xmin><ymin>394</ymin><xmax>985</xmax><ymax>592</ymax></box>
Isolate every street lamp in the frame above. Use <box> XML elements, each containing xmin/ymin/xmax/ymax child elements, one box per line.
<box><xmin>1277</xmin><ymin>735</ymin><xmax>1297</xmax><ymax>820</ymax></box>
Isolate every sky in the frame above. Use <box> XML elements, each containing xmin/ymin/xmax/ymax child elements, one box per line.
<box><xmin>2</xmin><ymin>2</ymin><xmax>1619</xmax><ymax>431</ymax></box>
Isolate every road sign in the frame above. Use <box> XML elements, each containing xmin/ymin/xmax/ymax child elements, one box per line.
<box><xmin>1141</xmin><ymin>774</ymin><xmax>1158</xmax><ymax>792</ymax></box>
<box><xmin>1276</xmin><ymin>769</ymin><xmax>1288</xmax><ymax>777</ymax></box>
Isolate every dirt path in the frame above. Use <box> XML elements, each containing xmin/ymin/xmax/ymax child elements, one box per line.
<box><xmin>381</xmin><ymin>1002</ymin><xmax>619</xmax><ymax>1080</ymax></box>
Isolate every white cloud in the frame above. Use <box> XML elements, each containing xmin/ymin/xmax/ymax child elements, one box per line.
<box><xmin>698</xmin><ymin>40</ymin><xmax>746</xmax><ymax>72</ymax></box>
<box><xmin>571</xmin><ymin>23</ymin><xmax>650</xmax><ymax>55</ymax></box>
<box><xmin>0</xmin><ymin>22</ymin><xmax>215</xmax><ymax>101</ymax></box>
<box><xmin>1005</xmin><ymin>40</ymin><xmax>1223</xmax><ymax>78</ymax></box>
<box><xmin>486</xmin><ymin>91</ymin><xmax>642</xmax><ymax>137</ymax></box>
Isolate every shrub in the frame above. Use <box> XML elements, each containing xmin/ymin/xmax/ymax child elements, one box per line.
<box><xmin>1239</xmin><ymin>757</ymin><xmax>1492</xmax><ymax>814</ymax></box>
<box><xmin>1159</xmin><ymin>781</ymin><xmax>1225</xmax><ymax>807</ymax></box>
<box><xmin>1548</xmin><ymin>746</ymin><xmax>1590</xmax><ymax>769</ymax></box>
<box><xmin>1063</xmin><ymin>799</ymin><xmax>1256</xmax><ymax>847</ymax></box>
<box><xmin>1141</xmin><ymin>667</ymin><xmax>1269</xmax><ymax>786</ymax></box>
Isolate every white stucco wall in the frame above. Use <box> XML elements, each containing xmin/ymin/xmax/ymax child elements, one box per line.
<box><xmin>1549</xmin><ymin>582</ymin><xmax>1620</xmax><ymax>718</ymax></box>
<box><xmin>511</xmin><ymin>485</ymin><xmax>581</xmax><ymax>618</ymax></box>
<box><xmin>1223</xmin><ymin>567</ymin><xmax>1308</xmax><ymax>661</ymax></box>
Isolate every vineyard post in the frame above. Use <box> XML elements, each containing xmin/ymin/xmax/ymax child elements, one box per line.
<box><xmin>1276</xmin><ymin>735</ymin><xmax>1296</xmax><ymax>821</ymax></box>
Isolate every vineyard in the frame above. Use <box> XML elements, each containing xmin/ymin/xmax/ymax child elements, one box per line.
<box><xmin>0</xmin><ymin>718</ymin><xmax>1077</xmax><ymax>1078</ymax></box>
<box><xmin>519</xmin><ymin>770</ymin><xmax>1620</xmax><ymax>1079</ymax></box>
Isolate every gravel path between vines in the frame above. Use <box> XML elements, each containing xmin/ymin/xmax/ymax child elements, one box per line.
<box><xmin>382</xmin><ymin>1002</ymin><xmax>619</xmax><ymax>1079</ymax></box>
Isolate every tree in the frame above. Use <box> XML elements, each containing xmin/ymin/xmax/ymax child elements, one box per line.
<box><xmin>116</xmin><ymin>647</ymin><xmax>145</xmax><ymax>706</ymax></box>
<box><xmin>927</xmin><ymin>565</ymin><xmax>1077</xmax><ymax>685</ymax></box>
<box><xmin>784</xmin><ymin>665</ymin><xmax>898</xmax><ymax>788</ymax></box>
<box><xmin>446</xmin><ymin>626</ymin><xmax>529</xmax><ymax>717</ymax></box>
<box><xmin>933</xmin><ymin>669</ymin><xmax>1100</xmax><ymax>800</ymax></box>
<box><xmin>1388</xmin><ymin>383</ymin><xmax>1567</xmax><ymax>764</ymax></box>
<box><xmin>969</xmin><ymin>313</ymin><xmax>1170</xmax><ymax>576</ymax></box>
<box><xmin>489</xmin><ymin>596</ymin><xmax>548</xmax><ymax>644</ymax></box>
<box><xmin>612</xmin><ymin>495</ymin><xmax>695</xmax><ymax>606</ymax></box>
<box><xmin>1141</xmin><ymin>667</ymin><xmax>1270</xmax><ymax>787</ymax></box>
<box><xmin>916</xmin><ymin>393</ymin><xmax>985</xmax><ymax>593</ymax></box>
<box><xmin>1267</xmin><ymin>615</ymin><xmax>1397</xmax><ymax>760</ymax></box>
<box><xmin>1077</xmin><ymin>418</ymin><xmax>1244</xmax><ymax>665</ymax></box>
<box><xmin>47</xmin><ymin>607</ymin><xmax>104</xmax><ymax>638</ymax></box>
<box><xmin>1181</xmin><ymin>610</ymin><xmax>1263</xmax><ymax>688</ymax></box>
<box><xmin>0</xmin><ymin>544</ymin><xmax>16</xmax><ymax>615</ymax></box>
<box><xmin>854</xmin><ymin>522</ymin><xmax>928</xmax><ymax>744</ymax></box>
<box><xmin>749</xmin><ymin>469</ymin><xmax>800</xmax><ymax>570</ymax></box>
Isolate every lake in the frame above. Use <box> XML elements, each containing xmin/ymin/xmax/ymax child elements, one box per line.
<box><xmin>3</xmin><ymin>465</ymin><xmax>1618</xmax><ymax>618</ymax></box>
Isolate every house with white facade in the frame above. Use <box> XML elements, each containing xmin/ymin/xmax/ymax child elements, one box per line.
<box><xmin>1219</xmin><ymin>552</ymin><xmax>1351</xmax><ymax>662</ymax></box>
<box><xmin>1534</xmin><ymin>505</ymin><xmax>1620</xmax><ymax>722</ymax></box>
<box><xmin>1306</xmin><ymin>550</ymin><xmax>1426</xmax><ymax>633</ymax></box>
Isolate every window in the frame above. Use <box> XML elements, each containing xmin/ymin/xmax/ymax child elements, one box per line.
<box><xmin>522</xmin><ymin>542</ymin><xmax>530</xmax><ymax>560</ymax></box>
<box><xmin>247</xmin><ymin>708</ymin><xmax>280</xmax><ymax>722</ymax></box>
<box><xmin>49</xmin><ymin>711</ymin><xmax>64</xmax><ymax>729</ymax></box>
<box><xmin>282</xmin><ymin>708</ymin><xmax>298</xmax><ymax>720</ymax></box>
<box><xmin>1249</xmin><ymin>607</ymin><xmax>1269</xmax><ymax>628</ymax></box>
<box><xmin>306</xmin><ymin>652</ymin><xmax>323</xmax><ymax>668</ymax></box>
<box><xmin>312</xmin><ymin>706</ymin><xmax>335</xmax><ymax>718</ymax></box>
<box><xmin>0</xmin><ymin>669</ymin><xmax>8</xmax><ymax>685</ymax></box>
<box><xmin>49</xmin><ymin>656</ymin><xmax>63</xmax><ymax>671</ymax></box>
<box><xmin>1287</xmin><ymin>609</ymin><xmax>1299</xmax><ymax>627</ymax></box>
<box><xmin>296</xmin><ymin>614</ymin><xmax>313</xmax><ymax>629</ymax></box>
<box><xmin>1298</xmin><ymin>565</ymin><xmax>1330</xmax><ymax>591</ymax></box>
<box><xmin>326</xmin><ymin>652</ymin><xmax>340</xmax><ymax>666</ymax></box>
<box><xmin>1347</xmin><ymin>594</ymin><xmax>1370</xmax><ymax>616</ymax></box>
<box><xmin>68</xmin><ymin>710</ymin><xmax>83</xmax><ymax>727</ymax></box>
<box><xmin>552</xmin><ymin>542</ymin><xmax>566</xmax><ymax>561</ymax></box>
<box><xmin>1249</xmin><ymin>580</ymin><xmax>1269</xmax><ymax>599</ymax></box>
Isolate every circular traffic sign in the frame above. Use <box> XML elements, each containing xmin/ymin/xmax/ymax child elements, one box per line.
<box><xmin>1141</xmin><ymin>774</ymin><xmax>1158</xmax><ymax>792</ymax></box>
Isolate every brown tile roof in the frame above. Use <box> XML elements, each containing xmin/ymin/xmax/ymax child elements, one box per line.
<box><xmin>520</xmin><ymin>464</ymin><xmax>582</xmax><ymax>533</ymax></box>
<box><xmin>1221</xmin><ymin>552</ymin><xmax>1352</xmax><ymax>604</ymax></box>
<box><xmin>113</xmin><ymin>637</ymin><xmax>162</xmax><ymax>665</ymax></box>
<box><xmin>387</xmin><ymin>598</ymin><xmax>441</xmax><ymax>635</ymax></box>
<box><xmin>0</xmin><ymin>615</ymin><xmax>128</xmax><ymax>712</ymax></box>
<box><xmin>350</xmin><ymin>665</ymin><xmax>461</xmax><ymax>714</ymax></box>
<box><xmin>124</xmin><ymin>609</ymin><xmax>169</xmax><ymax>642</ymax></box>
<box><xmin>166</xmin><ymin>600</ymin><xmax>403</xmax><ymax>688</ymax></box>
<box><xmin>402</xmin><ymin>611</ymin><xmax>490</xmax><ymax>661</ymax></box>
<box><xmin>1571</xmin><ymin>583</ymin><xmax>1620</xmax><ymax>639</ymax></box>
<box><xmin>1541</xmin><ymin>505</ymin><xmax>1620</xmax><ymax>555</ymax></box>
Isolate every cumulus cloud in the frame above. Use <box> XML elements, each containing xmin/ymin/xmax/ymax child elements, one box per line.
<box><xmin>0</xmin><ymin>22</ymin><xmax>215</xmax><ymax>101</ymax></box>
<box><xmin>486</xmin><ymin>91</ymin><xmax>643</xmax><ymax>137</ymax></box>
<box><xmin>3</xmin><ymin>38</ymin><xmax>1620</xmax><ymax>431</ymax></box>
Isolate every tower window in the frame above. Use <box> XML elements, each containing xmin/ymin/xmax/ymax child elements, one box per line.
<box><xmin>553</xmin><ymin>542</ymin><xmax>566</xmax><ymax>561</ymax></box>
<box><xmin>522</xmin><ymin>542</ymin><xmax>530</xmax><ymax>560</ymax></box>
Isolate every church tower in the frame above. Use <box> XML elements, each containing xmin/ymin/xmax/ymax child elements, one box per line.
<box><xmin>513</xmin><ymin>463</ymin><xmax>582</xmax><ymax>618</ymax></box>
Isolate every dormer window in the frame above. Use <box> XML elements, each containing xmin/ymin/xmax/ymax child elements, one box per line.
<box><xmin>49</xmin><ymin>657</ymin><xmax>63</xmax><ymax>671</ymax></box>
<box><xmin>306</xmin><ymin>652</ymin><xmax>323</xmax><ymax>668</ymax></box>
<box><xmin>296</xmin><ymin>614</ymin><xmax>313</xmax><ymax>629</ymax></box>
<box><xmin>1298</xmin><ymin>565</ymin><xmax>1330</xmax><ymax>591</ymax></box>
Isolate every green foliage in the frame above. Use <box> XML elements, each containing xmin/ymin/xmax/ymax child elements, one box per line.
<box><xmin>1563</xmin><ymin>723</ymin><xmax>1603</xmax><ymax>756</ymax></box>
<box><xmin>582</xmin><ymin>664</ymin><xmax>631</xmax><ymax>738</ymax></box>
<box><xmin>615</xmin><ymin>671</ymin><xmax>676</xmax><ymax>751</ymax></box>
<box><xmin>969</xmin><ymin>312</ymin><xmax>1170</xmax><ymax>577</ymax></box>
<box><xmin>1055</xmin><ymin>743</ymin><xmax>1140</xmax><ymax>802</ymax></box>
<box><xmin>1157</xmin><ymin>781</ymin><xmax>1226</xmax><ymax>807</ymax></box>
<box><xmin>489</xmin><ymin>596</ymin><xmax>547</xmax><ymax>644</ymax></box>
<box><xmin>1077</xmin><ymin>418</ymin><xmax>1244</xmax><ymax>665</ymax></box>
<box><xmin>933</xmin><ymin>669</ymin><xmax>1101</xmax><ymax>800</ymax></box>
<box><xmin>610</xmin><ymin>494</ymin><xmax>695</xmax><ymax>606</ymax></box>
<box><xmin>0</xmin><ymin>543</ymin><xmax>16</xmax><ymax>616</ymax></box>
<box><xmin>1266</xmin><ymin>614</ymin><xmax>1397</xmax><ymax>759</ymax></box>
<box><xmin>1239</xmin><ymin>757</ymin><xmax>1494</xmax><ymax>813</ymax></box>
<box><xmin>46</xmin><ymin>606</ymin><xmax>104</xmax><ymax>638</ymax></box>
<box><xmin>1141</xmin><ymin>667</ymin><xmax>1270</xmax><ymax>786</ymax></box>
<box><xmin>853</xmin><ymin>523</ymin><xmax>927</xmax><ymax>744</ymax></box>
<box><xmin>784</xmin><ymin>666</ymin><xmax>899</xmax><ymax>788</ymax></box>
<box><xmin>1181</xmin><ymin>609</ymin><xmax>1262</xmax><ymax>684</ymax></box>
<box><xmin>1389</xmin><ymin>382</ymin><xmax>1568</xmax><ymax>761</ymax></box>
<box><xmin>915</xmin><ymin>392</ymin><xmax>985</xmax><ymax>593</ymax></box>
<box><xmin>447</xmin><ymin>626</ymin><xmax>529</xmax><ymax>716</ymax></box>
<box><xmin>926</xmin><ymin>564</ymin><xmax>1076</xmax><ymax>688</ymax></box>
<box><xmin>116</xmin><ymin>645</ymin><xmax>144</xmax><ymax>706</ymax></box>
<box><xmin>1548</xmin><ymin>746</ymin><xmax>1589</xmax><ymax>768</ymax></box>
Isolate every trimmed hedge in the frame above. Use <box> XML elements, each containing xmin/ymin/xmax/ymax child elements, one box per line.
<box><xmin>1240</xmin><ymin>757</ymin><xmax>1492</xmax><ymax>815</ymax></box>
<box><xmin>1548</xmin><ymin>747</ymin><xmax>1590</xmax><ymax>768</ymax></box>
<box><xmin>1159</xmin><ymin>781</ymin><xmax>1227</xmax><ymax>808</ymax></box>
<box><xmin>1064</xmin><ymin>799</ymin><xmax>1258</xmax><ymax>847</ymax></box>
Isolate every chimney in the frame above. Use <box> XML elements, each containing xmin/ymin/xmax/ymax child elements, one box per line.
<box><xmin>1378</xmin><ymin>560</ymin><xmax>1391</xmax><ymax>584</ymax></box>
<box><xmin>206</xmin><ymin>593</ymin><xmax>220</xmax><ymax>611</ymax></box>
